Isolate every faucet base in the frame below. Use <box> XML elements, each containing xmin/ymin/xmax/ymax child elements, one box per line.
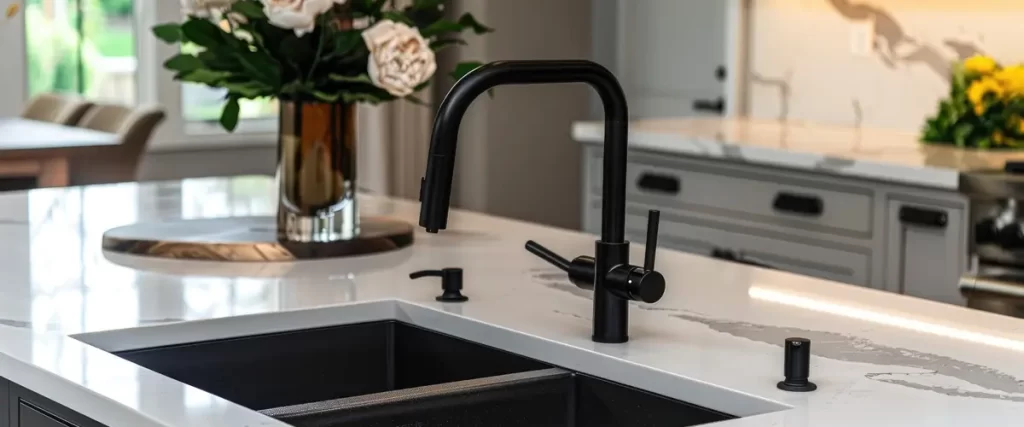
<box><xmin>593</xmin><ymin>241</ymin><xmax>631</xmax><ymax>343</ymax></box>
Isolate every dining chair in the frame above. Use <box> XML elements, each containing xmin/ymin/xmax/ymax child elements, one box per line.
<box><xmin>69</xmin><ymin>104</ymin><xmax>167</xmax><ymax>185</ymax></box>
<box><xmin>21</xmin><ymin>93</ymin><xmax>95</xmax><ymax>125</ymax></box>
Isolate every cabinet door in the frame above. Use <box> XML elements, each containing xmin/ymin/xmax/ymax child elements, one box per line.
<box><xmin>1</xmin><ymin>377</ymin><xmax>9</xmax><ymax>427</ymax></box>
<box><xmin>9</xmin><ymin>384</ymin><xmax>104</xmax><ymax>427</ymax></box>
<box><xmin>885</xmin><ymin>200</ymin><xmax>967</xmax><ymax>305</ymax></box>
<box><xmin>17</xmin><ymin>404</ymin><xmax>72</xmax><ymax>427</ymax></box>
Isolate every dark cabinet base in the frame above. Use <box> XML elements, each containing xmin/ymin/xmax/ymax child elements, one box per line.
<box><xmin>1</xmin><ymin>382</ymin><xmax>104</xmax><ymax>427</ymax></box>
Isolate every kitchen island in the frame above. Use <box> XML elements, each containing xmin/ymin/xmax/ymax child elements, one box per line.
<box><xmin>574</xmin><ymin>117</ymin><xmax>1024</xmax><ymax>307</ymax></box>
<box><xmin>0</xmin><ymin>175</ymin><xmax>1022</xmax><ymax>426</ymax></box>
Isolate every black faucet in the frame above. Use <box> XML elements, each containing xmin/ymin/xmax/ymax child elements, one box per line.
<box><xmin>418</xmin><ymin>60</ymin><xmax>666</xmax><ymax>344</ymax></box>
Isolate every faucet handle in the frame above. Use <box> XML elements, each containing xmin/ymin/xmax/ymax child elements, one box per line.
<box><xmin>644</xmin><ymin>210</ymin><xmax>661</xmax><ymax>271</ymax></box>
<box><xmin>525</xmin><ymin>241</ymin><xmax>596</xmax><ymax>290</ymax></box>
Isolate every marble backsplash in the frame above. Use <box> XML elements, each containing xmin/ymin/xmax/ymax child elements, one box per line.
<box><xmin>747</xmin><ymin>0</ymin><xmax>1024</xmax><ymax>131</ymax></box>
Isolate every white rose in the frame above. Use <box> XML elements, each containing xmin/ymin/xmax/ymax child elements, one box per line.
<box><xmin>362</xmin><ymin>20</ymin><xmax>437</xmax><ymax>97</ymax></box>
<box><xmin>181</xmin><ymin>0</ymin><xmax>236</xmax><ymax>18</ymax></box>
<box><xmin>262</xmin><ymin>0</ymin><xmax>347</xmax><ymax>37</ymax></box>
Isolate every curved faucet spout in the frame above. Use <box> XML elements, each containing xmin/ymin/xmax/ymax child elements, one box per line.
<box><xmin>418</xmin><ymin>60</ymin><xmax>629</xmax><ymax>244</ymax></box>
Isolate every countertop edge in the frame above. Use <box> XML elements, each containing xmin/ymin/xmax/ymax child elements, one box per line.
<box><xmin>571</xmin><ymin>121</ymin><xmax>962</xmax><ymax>190</ymax></box>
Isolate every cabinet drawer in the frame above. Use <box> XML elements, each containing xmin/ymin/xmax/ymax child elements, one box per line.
<box><xmin>19</xmin><ymin>403</ymin><xmax>75</xmax><ymax>427</ymax></box>
<box><xmin>589</xmin><ymin>152</ymin><xmax>873</xmax><ymax>237</ymax></box>
<box><xmin>617</xmin><ymin>208</ymin><xmax>871</xmax><ymax>286</ymax></box>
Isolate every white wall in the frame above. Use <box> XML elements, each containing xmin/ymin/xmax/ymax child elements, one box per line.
<box><xmin>748</xmin><ymin>0</ymin><xmax>1024</xmax><ymax>130</ymax></box>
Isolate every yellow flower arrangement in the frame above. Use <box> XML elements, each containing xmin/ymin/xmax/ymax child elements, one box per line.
<box><xmin>964</xmin><ymin>55</ymin><xmax>999</xmax><ymax>75</ymax></box>
<box><xmin>923</xmin><ymin>55</ymin><xmax>1024</xmax><ymax>149</ymax></box>
<box><xmin>967</xmin><ymin>76</ymin><xmax>1003</xmax><ymax>115</ymax></box>
<box><xmin>995</xmin><ymin>65</ymin><xmax>1024</xmax><ymax>96</ymax></box>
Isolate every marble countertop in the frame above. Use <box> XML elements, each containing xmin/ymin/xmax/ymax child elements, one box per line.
<box><xmin>1</xmin><ymin>175</ymin><xmax>1023</xmax><ymax>426</ymax></box>
<box><xmin>573</xmin><ymin>117</ymin><xmax>1024</xmax><ymax>190</ymax></box>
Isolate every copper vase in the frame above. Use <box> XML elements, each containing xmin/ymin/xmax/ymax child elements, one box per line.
<box><xmin>276</xmin><ymin>101</ymin><xmax>358</xmax><ymax>242</ymax></box>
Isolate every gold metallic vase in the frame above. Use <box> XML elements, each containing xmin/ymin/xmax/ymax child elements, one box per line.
<box><xmin>276</xmin><ymin>101</ymin><xmax>358</xmax><ymax>242</ymax></box>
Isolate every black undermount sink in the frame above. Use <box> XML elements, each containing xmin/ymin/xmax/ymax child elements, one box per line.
<box><xmin>114</xmin><ymin>321</ymin><xmax>734</xmax><ymax>427</ymax></box>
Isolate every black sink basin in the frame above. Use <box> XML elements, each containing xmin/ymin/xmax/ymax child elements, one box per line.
<box><xmin>114</xmin><ymin>321</ymin><xmax>735</xmax><ymax>426</ymax></box>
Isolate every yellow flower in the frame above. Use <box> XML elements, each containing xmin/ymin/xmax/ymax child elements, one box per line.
<box><xmin>1018</xmin><ymin>118</ymin><xmax>1024</xmax><ymax>135</ymax></box>
<box><xmin>964</xmin><ymin>55</ymin><xmax>999</xmax><ymax>75</ymax></box>
<box><xmin>4</xmin><ymin>3</ymin><xmax>18</xmax><ymax>19</ymax></box>
<box><xmin>995</xmin><ymin>65</ymin><xmax>1024</xmax><ymax>96</ymax></box>
<box><xmin>994</xmin><ymin>130</ymin><xmax>1006</xmax><ymax>146</ymax></box>
<box><xmin>968</xmin><ymin>76</ymin><xmax>1005</xmax><ymax>115</ymax></box>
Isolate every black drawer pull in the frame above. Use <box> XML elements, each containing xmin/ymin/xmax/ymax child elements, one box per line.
<box><xmin>773</xmin><ymin>192</ymin><xmax>824</xmax><ymax>217</ymax></box>
<box><xmin>899</xmin><ymin>206</ymin><xmax>948</xmax><ymax>229</ymax></box>
<box><xmin>637</xmin><ymin>173</ymin><xmax>680</xmax><ymax>195</ymax></box>
<box><xmin>711</xmin><ymin>248</ymin><xmax>776</xmax><ymax>270</ymax></box>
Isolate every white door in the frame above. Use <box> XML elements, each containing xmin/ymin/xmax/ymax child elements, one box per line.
<box><xmin>605</xmin><ymin>0</ymin><xmax>740</xmax><ymax>118</ymax></box>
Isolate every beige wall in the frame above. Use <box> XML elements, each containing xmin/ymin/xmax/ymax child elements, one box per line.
<box><xmin>442</xmin><ymin>0</ymin><xmax>592</xmax><ymax>230</ymax></box>
<box><xmin>747</xmin><ymin>0</ymin><xmax>1024</xmax><ymax>130</ymax></box>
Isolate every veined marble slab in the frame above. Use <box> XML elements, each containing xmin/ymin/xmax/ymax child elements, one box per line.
<box><xmin>573</xmin><ymin>117</ymin><xmax>1024</xmax><ymax>189</ymax></box>
<box><xmin>0</xmin><ymin>176</ymin><xmax>1023</xmax><ymax>426</ymax></box>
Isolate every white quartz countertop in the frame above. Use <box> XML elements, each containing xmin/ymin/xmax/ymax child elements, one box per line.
<box><xmin>1</xmin><ymin>176</ymin><xmax>1023</xmax><ymax>426</ymax></box>
<box><xmin>573</xmin><ymin>117</ymin><xmax>1024</xmax><ymax>190</ymax></box>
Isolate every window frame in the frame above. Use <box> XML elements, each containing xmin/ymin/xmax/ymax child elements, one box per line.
<box><xmin>4</xmin><ymin>0</ymin><xmax>277</xmax><ymax>151</ymax></box>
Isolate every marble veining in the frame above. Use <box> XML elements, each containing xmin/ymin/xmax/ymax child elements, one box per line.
<box><xmin>0</xmin><ymin>176</ymin><xmax>1023</xmax><ymax>426</ymax></box>
<box><xmin>672</xmin><ymin>313</ymin><xmax>1024</xmax><ymax>402</ymax></box>
<box><xmin>532</xmin><ymin>266</ymin><xmax>1024</xmax><ymax>402</ymax></box>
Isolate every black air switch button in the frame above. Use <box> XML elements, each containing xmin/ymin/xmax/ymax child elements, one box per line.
<box><xmin>777</xmin><ymin>337</ymin><xmax>817</xmax><ymax>392</ymax></box>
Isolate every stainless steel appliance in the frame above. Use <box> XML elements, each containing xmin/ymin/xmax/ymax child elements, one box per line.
<box><xmin>959</xmin><ymin>164</ymin><xmax>1024</xmax><ymax>317</ymax></box>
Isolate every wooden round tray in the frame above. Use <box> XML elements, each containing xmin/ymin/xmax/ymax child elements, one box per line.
<box><xmin>102</xmin><ymin>216</ymin><xmax>414</xmax><ymax>262</ymax></box>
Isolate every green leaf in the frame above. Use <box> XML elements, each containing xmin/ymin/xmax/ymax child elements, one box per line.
<box><xmin>163</xmin><ymin>54</ymin><xmax>204</xmax><ymax>73</ymax></box>
<box><xmin>411</xmin><ymin>0</ymin><xmax>445</xmax><ymax>9</ymax></box>
<box><xmin>341</xmin><ymin>92</ymin><xmax>388</xmax><ymax>104</ymax></box>
<box><xmin>430</xmin><ymin>38</ymin><xmax>467</xmax><ymax>51</ymax></box>
<box><xmin>222</xmin><ymin>81</ymin><xmax>274</xmax><ymax>98</ymax></box>
<box><xmin>181</xmin><ymin>18</ymin><xmax>226</xmax><ymax>48</ymax></box>
<box><xmin>231</xmin><ymin>1</ymin><xmax>266</xmax><ymax>19</ymax></box>
<box><xmin>180</xmin><ymin>69</ymin><xmax>233</xmax><ymax>85</ymax></box>
<box><xmin>450</xmin><ymin>61</ymin><xmax>484</xmax><ymax>81</ymax></box>
<box><xmin>152</xmin><ymin>23</ymin><xmax>183</xmax><ymax>43</ymax></box>
<box><xmin>312</xmin><ymin>91</ymin><xmax>341</xmax><ymax>102</ymax></box>
<box><xmin>381</xmin><ymin>11</ymin><xmax>415</xmax><ymax>25</ymax></box>
<box><xmin>405</xmin><ymin>95</ymin><xmax>428</xmax><ymax>106</ymax></box>
<box><xmin>953</xmin><ymin>122</ymin><xmax>974</xmax><ymax>147</ymax></box>
<box><xmin>457</xmin><ymin>13</ymin><xmax>493</xmax><ymax>34</ymax></box>
<box><xmin>234</xmin><ymin>52</ymin><xmax>281</xmax><ymax>86</ymax></box>
<box><xmin>329</xmin><ymin>74</ymin><xmax>373</xmax><ymax>84</ymax></box>
<box><xmin>281</xmin><ymin>80</ymin><xmax>312</xmax><ymax>95</ymax></box>
<box><xmin>328</xmin><ymin>31</ymin><xmax>363</xmax><ymax>58</ymax></box>
<box><xmin>421</xmin><ymin>20</ymin><xmax>464</xmax><ymax>38</ymax></box>
<box><xmin>220</xmin><ymin>98</ymin><xmax>241</xmax><ymax>132</ymax></box>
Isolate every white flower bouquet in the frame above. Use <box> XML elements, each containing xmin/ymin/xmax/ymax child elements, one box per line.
<box><xmin>155</xmin><ymin>0</ymin><xmax>491</xmax><ymax>131</ymax></box>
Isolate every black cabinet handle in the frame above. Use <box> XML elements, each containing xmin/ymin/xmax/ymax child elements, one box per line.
<box><xmin>637</xmin><ymin>173</ymin><xmax>680</xmax><ymax>195</ymax></box>
<box><xmin>711</xmin><ymin>248</ymin><xmax>776</xmax><ymax>270</ymax></box>
<box><xmin>773</xmin><ymin>192</ymin><xmax>824</xmax><ymax>217</ymax></box>
<box><xmin>693</xmin><ymin>97</ymin><xmax>726</xmax><ymax>115</ymax></box>
<box><xmin>899</xmin><ymin>206</ymin><xmax>948</xmax><ymax>229</ymax></box>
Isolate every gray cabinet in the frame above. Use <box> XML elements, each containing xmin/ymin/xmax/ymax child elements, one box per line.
<box><xmin>1</xmin><ymin>377</ymin><xmax>8</xmax><ymax>427</ymax></box>
<box><xmin>17</xmin><ymin>404</ymin><xmax>72</xmax><ymax>427</ymax></box>
<box><xmin>1</xmin><ymin>380</ymin><xmax>103</xmax><ymax>427</ymax></box>
<box><xmin>885</xmin><ymin>198</ymin><xmax>968</xmax><ymax>305</ymax></box>
<box><xmin>582</xmin><ymin>145</ymin><xmax>971</xmax><ymax>305</ymax></box>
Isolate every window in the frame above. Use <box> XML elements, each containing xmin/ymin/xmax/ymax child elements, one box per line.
<box><xmin>24</xmin><ymin>0</ymin><xmax>136</xmax><ymax>105</ymax></box>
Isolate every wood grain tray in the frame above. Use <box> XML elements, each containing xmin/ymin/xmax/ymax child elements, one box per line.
<box><xmin>102</xmin><ymin>216</ymin><xmax>414</xmax><ymax>262</ymax></box>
